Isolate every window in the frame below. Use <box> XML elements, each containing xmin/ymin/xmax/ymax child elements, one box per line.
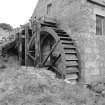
<box><xmin>47</xmin><ymin>3</ymin><xmax>52</xmax><ymax>15</ymax></box>
<box><xmin>96</xmin><ymin>15</ymin><xmax>105</xmax><ymax>35</ymax></box>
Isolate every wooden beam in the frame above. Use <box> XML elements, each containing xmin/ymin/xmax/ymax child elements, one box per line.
<box><xmin>27</xmin><ymin>34</ymin><xmax>35</xmax><ymax>49</ymax></box>
<box><xmin>28</xmin><ymin>53</ymin><xmax>35</xmax><ymax>61</ymax></box>
<box><xmin>88</xmin><ymin>0</ymin><xmax>105</xmax><ymax>7</ymax></box>
<box><xmin>34</xmin><ymin>21</ymin><xmax>41</xmax><ymax>66</ymax></box>
<box><xmin>25</xmin><ymin>25</ymin><xmax>29</xmax><ymax>66</ymax></box>
<box><xmin>41</xmin><ymin>40</ymin><xmax>60</xmax><ymax>66</ymax></box>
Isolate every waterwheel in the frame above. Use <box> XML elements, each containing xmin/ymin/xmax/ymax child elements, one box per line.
<box><xmin>22</xmin><ymin>21</ymin><xmax>80</xmax><ymax>83</ymax></box>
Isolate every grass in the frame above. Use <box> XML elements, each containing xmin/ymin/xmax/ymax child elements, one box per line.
<box><xmin>0</xmin><ymin>59</ymin><xmax>104</xmax><ymax>105</ymax></box>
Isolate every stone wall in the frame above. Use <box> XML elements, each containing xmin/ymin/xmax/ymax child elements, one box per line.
<box><xmin>32</xmin><ymin>0</ymin><xmax>89</xmax><ymax>34</ymax></box>
<box><xmin>87</xmin><ymin>1</ymin><xmax>105</xmax><ymax>35</ymax></box>
<box><xmin>72</xmin><ymin>34</ymin><xmax>105</xmax><ymax>83</ymax></box>
<box><xmin>32</xmin><ymin>0</ymin><xmax>105</xmax><ymax>35</ymax></box>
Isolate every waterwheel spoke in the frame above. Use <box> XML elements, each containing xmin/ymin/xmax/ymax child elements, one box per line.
<box><xmin>41</xmin><ymin>40</ymin><xmax>60</xmax><ymax>66</ymax></box>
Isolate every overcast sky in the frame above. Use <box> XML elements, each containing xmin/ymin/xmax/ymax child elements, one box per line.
<box><xmin>0</xmin><ymin>0</ymin><xmax>38</xmax><ymax>28</ymax></box>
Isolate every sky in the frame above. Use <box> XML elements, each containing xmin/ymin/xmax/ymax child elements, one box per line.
<box><xmin>0</xmin><ymin>0</ymin><xmax>38</xmax><ymax>28</ymax></box>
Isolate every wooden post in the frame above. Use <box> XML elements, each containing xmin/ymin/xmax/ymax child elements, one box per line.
<box><xmin>18</xmin><ymin>32</ymin><xmax>22</xmax><ymax>65</ymax></box>
<box><xmin>32</xmin><ymin>20</ymin><xmax>41</xmax><ymax>66</ymax></box>
<box><xmin>25</xmin><ymin>25</ymin><xmax>29</xmax><ymax>66</ymax></box>
<box><xmin>36</xmin><ymin>21</ymin><xmax>41</xmax><ymax>66</ymax></box>
<box><xmin>31</xmin><ymin>20</ymin><xmax>36</xmax><ymax>66</ymax></box>
<box><xmin>34</xmin><ymin>21</ymin><xmax>37</xmax><ymax>66</ymax></box>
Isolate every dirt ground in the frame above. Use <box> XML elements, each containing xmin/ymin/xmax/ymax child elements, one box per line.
<box><xmin>0</xmin><ymin>56</ymin><xmax>105</xmax><ymax>105</ymax></box>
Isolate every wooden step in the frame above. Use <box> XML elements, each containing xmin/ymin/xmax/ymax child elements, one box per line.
<box><xmin>43</xmin><ymin>23</ymin><xmax>57</xmax><ymax>27</ymax></box>
<box><xmin>60</xmin><ymin>40</ymin><xmax>74</xmax><ymax>44</ymax></box>
<box><xmin>65</xmin><ymin>55</ymin><xmax>78</xmax><ymax>60</ymax></box>
<box><xmin>65</xmin><ymin>59</ymin><xmax>78</xmax><ymax>61</ymax></box>
<box><xmin>57</xmin><ymin>33</ymin><xmax>69</xmax><ymax>37</ymax></box>
<box><xmin>61</xmin><ymin>42</ymin><xmax>74</xmax><ymax>45</ymax></box>
<box><xmin>65</xmin><ymin>61</ymin><xmax>78</xmax><ymax>66</ymax></box>
<box><xmin>64</xmin><ymin>79</ymin><xmax>77</xmax><ymax>84</ymax></box>
<box><xmin>64</xmin><ymin>52</ymin><xmax>77</xmax><ymax>55</ymax></box>
<box><xmin>62</xmin><ymin>44</ymin><xmax>76</xmax><ymax>49</ymax></box>
<box><xmin>64</xmin><ymin>50</ymin><xmax>77</xmax><ymax>54</ymax></box>
<box><xmin>66</xmin><ymin>65</ymin><xmax>79</xmax><ymax>68</ymax></box>
<box><xmin>54</xmin><ymin>29</ymin><xmax>66</xmax><ymax>34</ymax></box>
<box><xmin>60</xmin><ymin>37</ymin><xmax>72</xmax><ymax>41</ymax></box>
<box><xmin>64</xmin><ymin>47</ymin><xmax>76</xmax><ymax>50</ymax></box>
<box><xmin>41</xmin><ymin>24</ymin><xmax>57</xmax><ymax>28</ymax></box>
<box><xmin>44</xmin><ymin>21</ymin><xmax>57</xmax><ymax>25</ymax></box>
<box><xmin>64</xmin><ymin>67</ymin><xmax>79</xmax><ymax>74</ymax></box>
<box><xmin>65</xmin><ymin>74</ymin><xmax>78</xmax><ymax>79</ymax></box>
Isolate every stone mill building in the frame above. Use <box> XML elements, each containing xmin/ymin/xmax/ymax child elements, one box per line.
<box><xmin>31</xmin><ymin>0</ymin><xmax>105</xmax><ymax>83</ymax></box>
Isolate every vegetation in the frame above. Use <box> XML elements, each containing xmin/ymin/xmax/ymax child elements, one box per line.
<box><xmin>0</xmin><ymin>56</ymin><xmax>104</xmax><ymax>105</ymax></box>
<box><xmin>0</xmin><ymin>23</ymin><xmax>13</xmax><ymax>31</ymax></box>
